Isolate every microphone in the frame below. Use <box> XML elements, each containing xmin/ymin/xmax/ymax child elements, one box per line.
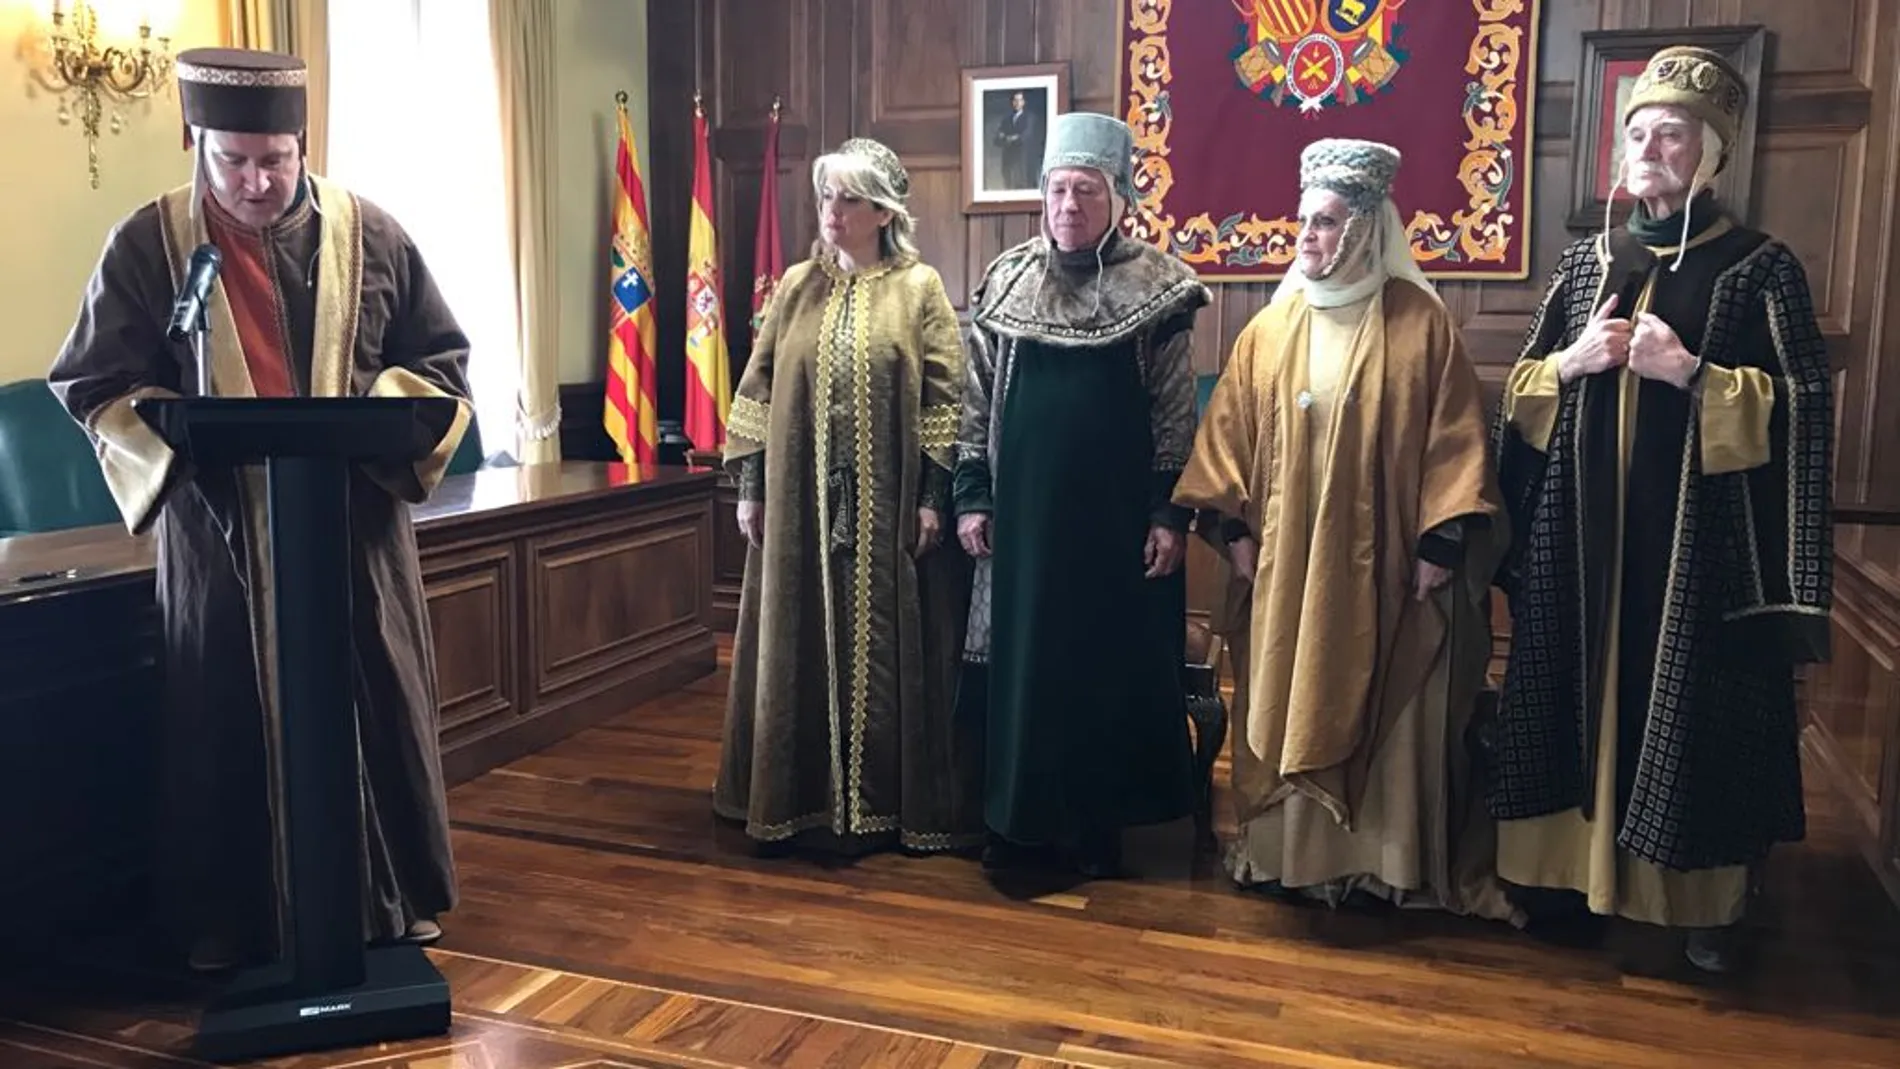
<box><xmin>167</xmin><ymin>243</ymin><xmax>223</xmax><ymax>342</ymax></box>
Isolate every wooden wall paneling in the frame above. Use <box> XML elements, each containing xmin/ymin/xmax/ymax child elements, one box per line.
<box><xmin>0</xmin><ymin>580</ymin><xmax>158</xmax><ymax>958</ymax></box>
<box><xmin>423</xmin><ymin>472</ymin><xmax>721</xmax><ymax>785</ymax></box>
<box><xmin>1845</xmin><ymin>0</ymin><xmax>1900</xmax><ymax>516</ymax></box>
<box><xmin>424</xmin><ymin>542</ymin><xmax>521</xmax><ymax>746</ymax></box>
<box><xmin>527</xmin><ymin>501</ymin><xmax>712</xmax><ymax>695</ymax></box>
<box><xmin>646</xmin><ymin>0</ymin><xmax>698</xmax><ymax>424</ymax></box>
<box><xmin>1795</xmin><ymin>0</ymin><xmax>1900</xmax><ymax>910</ymax></box>
<box><xmin>1803</xmin><ymin>542</ymin><xmax>1900</xmax><ymax>904</ymax></box>
<box><xmin>710</xmin><ymin>481</ymin><xmax>745</xmax><ymax>630</ymax></box>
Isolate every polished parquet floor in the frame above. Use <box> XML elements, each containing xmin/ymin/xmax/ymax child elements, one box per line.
<box><xmin>7</xmin><ymin>646</ymin><xmax>1900</xmax><ymax>1068</ymax></box>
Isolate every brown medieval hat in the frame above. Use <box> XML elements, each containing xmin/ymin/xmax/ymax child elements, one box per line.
<box><xmin>176</xmin><ymin>47</ymin><xmax>307</xmax><ymax>140</ymax></box>
<box><xmin>1622</xmin><ymin>46</ymin><xmax>1748</xmax><ymax>151</ymax></box>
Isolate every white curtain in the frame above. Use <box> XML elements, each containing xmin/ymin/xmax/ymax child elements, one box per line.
<box><xmin>489</xmin><ymin>0</ymin><xmax>561</xmax><ymax>464</ymax></box>
<box><xmin>326</xmin><ymin>0</ymin><xmax>521</xmax><ymax>460</ymax></box>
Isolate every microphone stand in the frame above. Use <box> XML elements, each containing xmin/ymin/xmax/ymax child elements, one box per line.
<box><xmin>189</xmin><ymin>302</ymin><xmax>214</xmax><ymax>399</ymax></box>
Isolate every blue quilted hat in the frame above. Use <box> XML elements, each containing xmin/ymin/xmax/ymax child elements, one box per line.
<box><xmin>1041</xmin><ymin>112</ymin><xmax>1136</xmax><ymax>203</ymax></box>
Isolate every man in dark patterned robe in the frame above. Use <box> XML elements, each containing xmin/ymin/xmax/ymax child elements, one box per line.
<box><xmin>48</xmin><ymin>48</ymin><xmax>472</xmax><ymax>972</ymax></box>
<box><xmin>1490</xmin><ymin>47</ymin><xmax>1833</xmax><ymax>973</ymax></box>
<box><xmin>954</xmin><ymin>113</ymin><xmax>1208</xmax><ymax>877</ymax></box>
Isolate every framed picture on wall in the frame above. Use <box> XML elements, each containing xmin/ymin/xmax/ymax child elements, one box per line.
<box><xmin>1566</xmin><ymin>25</ymin><xmax>1766</xmax><ymax>232</ymax></box>
<box><xmin>962</xmin><ymin>63</ymin><xmax>1070</xmax><ymax>214</ymax></box>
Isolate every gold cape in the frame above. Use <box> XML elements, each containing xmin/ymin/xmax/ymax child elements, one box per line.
<box><xmin>1174</xmin><ymin>279</ymin><xmax>1502</xmax><ymax>829</ymax></box>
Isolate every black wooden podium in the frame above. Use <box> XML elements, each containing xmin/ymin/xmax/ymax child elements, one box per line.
<box><xmin>134</xmin><ymin>396</ymin><xmax>458</xmax><ymax>1063</ymax></box>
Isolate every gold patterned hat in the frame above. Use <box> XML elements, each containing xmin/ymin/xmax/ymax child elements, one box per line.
<box><xmin>1623</xmin><ymin>46</ymin><xmax>1748</xmax><ymax>151</ymax></box>
<box><xmin>835</xmin><ymin>137</ymin><xmax>910</xmax><ymax>199</ymax></box>
<box><xmin>177</xmin><ymin>48</ymin><xmax>308</xmax><ymax>138</ymax></box>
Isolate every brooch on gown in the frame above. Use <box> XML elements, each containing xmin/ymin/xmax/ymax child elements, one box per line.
<box><xmin>1296</xmin><ymin>390</ymin><xmax>1314</xmax><ymax>410</ymax></box>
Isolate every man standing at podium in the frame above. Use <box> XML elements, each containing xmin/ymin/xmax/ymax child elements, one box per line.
<box><xmin>47</xmin><ymin>47</ymin><xmax>471</xmax><ymax>973</ymax></box>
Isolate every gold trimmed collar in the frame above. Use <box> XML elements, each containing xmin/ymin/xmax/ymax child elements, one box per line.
<box><xmin>816</xmin><ymin>246</ymin><xmax>912</xmax><ymax>283</ymax></box>
<box><xmin>1643</xmin><ymin>215</ymin><xmax>1735</xmax><ymax>256</ymax></box>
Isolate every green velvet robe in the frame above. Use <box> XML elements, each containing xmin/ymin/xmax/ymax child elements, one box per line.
<box><xmin>955</xmin><ymin>232</ymin><xmax>1209</xmax><ymax>849</ymax></box>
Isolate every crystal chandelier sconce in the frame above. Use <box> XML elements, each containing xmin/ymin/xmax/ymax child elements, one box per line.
<box><xmin>34</xmin><ymin>1</ymin><xmax>175</xmax><ymax>189</ymax></box>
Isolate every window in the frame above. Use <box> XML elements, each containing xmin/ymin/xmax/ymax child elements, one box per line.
<box><xmin>326</xmin><ymin>0</ymin><xmax>520</xmax><ymax>461</ymax></box>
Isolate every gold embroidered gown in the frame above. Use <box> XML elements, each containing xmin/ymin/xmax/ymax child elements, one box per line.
<box><xmin>716</xmin><ymin>251</ymin><xmax>979</xmax><ymax>852</ymax></box>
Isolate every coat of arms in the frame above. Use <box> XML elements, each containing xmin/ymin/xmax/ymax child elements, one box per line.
<box><xmin>1231</xmin><ymin>0</ymin><xmax>1408</xmax><ymax>113</ymax></box>
<box><xmin>686</xmin><ymin>259</ymin><xmax>723</xmax><ymax>344</ymax></box>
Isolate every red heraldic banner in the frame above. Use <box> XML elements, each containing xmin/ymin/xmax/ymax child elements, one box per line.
<box><xmin>1118</xmin><ymin>0</ymin><xmax>1540</xmax><ymax>281</ymax></box>
<box><xmin>751</xmin><ymin>99</ymin><xmax>785</xmax><ymax>335</ymax></box>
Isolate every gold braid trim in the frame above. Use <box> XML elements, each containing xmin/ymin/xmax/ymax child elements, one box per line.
<box><xmin>813</xmin><ymin>279</ymin><xmax>847</xmax><ymax>826</ymax></box>
<box><xmin>919</xmin><ymin>402</ymin><xmax>960</xmax><ymax>453</ymax></box>
<box><xmin>729</xmin><ymin>393</ymin><xmax>771</xmax><ymax>444</ymax></box>
<box><xmin>847</xmin><ymin>280</ymin><xmax>876</xmax><ymax>834</ymax></box>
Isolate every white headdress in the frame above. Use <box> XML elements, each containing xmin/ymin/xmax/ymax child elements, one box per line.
<box><xmin>1273</xmin><ymin>138</ymin><xmax>1433</xmax><ymax>309</ymax></box>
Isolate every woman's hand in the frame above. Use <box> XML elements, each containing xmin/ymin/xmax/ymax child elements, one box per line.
<box><xmin>915</xmin><ymin>508</ymin><xmax>943</xmax><ymax>557</ymax></box>
<box><xmin>1414</xmin><ymin>559</ymin><xmax>1451</xmax><ymax>601</ymax></box>
<box><xmin>1227</xmin><ymin>536</ymin><xmax>1259</xmax><ymax>585</ymax></box>
<box><xmin>736</xmin><ymin>500</ymin><xmax>765</xmax><ymax>549</ymax></box>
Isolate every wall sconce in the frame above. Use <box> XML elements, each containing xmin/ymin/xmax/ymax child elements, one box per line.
<box><xmin>32</xmin><ymin>1</ymin><xmax>174</xmax><ymax>189</ymax></box>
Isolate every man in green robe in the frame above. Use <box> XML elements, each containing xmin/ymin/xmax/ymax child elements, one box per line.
<box><xmin>1490</xmin><ymin>47</ymin><xmax>1833</xmax><ymax>973</ymax></box>
<box><xmin>954</xmin><ymin>113</ymin><xmax>1208</xmax><ymax>877</ymax></box>
<box><xmin>47</xmin><ymin>48</ymin><xmax>472</xmax><ymax>972</ymax></box>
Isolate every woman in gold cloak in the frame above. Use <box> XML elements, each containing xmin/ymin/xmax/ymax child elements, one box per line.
<box><xmin>714</xmin><ymin>138</ymin><xmax>979</xmax><ymax>855</ymax></box>
<box><xmin>1174</xmin><ymin>139</ymin><xmax>1519</xmax><ymax>921</ymax></box>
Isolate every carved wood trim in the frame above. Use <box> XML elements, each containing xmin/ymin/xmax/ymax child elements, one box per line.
<box><xmin>526</xmin><ymin>501</ymin><xmax>711</xmax><ymax>695</ymax></box>
<box><xmin>422</xmin><ymin>542</ymin><xmax>520</xmax><ymax>737</ymax></box>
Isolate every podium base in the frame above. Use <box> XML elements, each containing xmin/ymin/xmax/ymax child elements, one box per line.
<box><xmin>192</xmin><ymin>944</ymin><xmax>450</xmax><ymax>1063</ymax></box>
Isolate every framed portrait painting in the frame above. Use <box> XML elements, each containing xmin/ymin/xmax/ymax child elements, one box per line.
<box><xmin>1566</xmin><ymin>25</ymin><xmax>1766</xmax><ymax>231</ymax></box>
<box><xmin>962</xmin><ymin>63</ymin><xmax>1070</xmax><ymax>214</ymax></box>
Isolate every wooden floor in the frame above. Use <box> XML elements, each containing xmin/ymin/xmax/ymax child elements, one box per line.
<box><xmin>7</xmin><ymin>648</ymin><xmax>1900</xmax><ymax>1068</ymax></box>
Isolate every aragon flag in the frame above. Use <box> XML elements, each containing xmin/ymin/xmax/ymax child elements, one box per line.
<box><xmin>603</xmin><ymin>93</ymin><xmax>658</xmax><ymax>468</ymax></box>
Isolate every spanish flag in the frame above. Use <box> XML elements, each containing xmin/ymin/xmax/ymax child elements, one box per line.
<box><xmin>683</xmin><ymin>98</ymin><xmax>731</xmax><ymax>453</ymax></box>
<box><xmin>604</xmin><ymin>95</ymin><xmax>659</xmax><ymax>468</ymax></box>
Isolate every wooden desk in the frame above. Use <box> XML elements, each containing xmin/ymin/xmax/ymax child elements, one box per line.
<box><xmin>0</xmin><ymin>462</ymin><xmax>718</xmax><ymax>954</ymax></box>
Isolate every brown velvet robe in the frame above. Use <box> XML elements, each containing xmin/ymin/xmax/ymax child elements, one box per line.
<box><xmin>716</xmin><ymin>252</ymin><xmax>979</xmax><ymax>852</ymax></box>
<box><xmin>47</xmin><ymin>174</ymin><xmax>471</xmax><ymax>964</ymax></box>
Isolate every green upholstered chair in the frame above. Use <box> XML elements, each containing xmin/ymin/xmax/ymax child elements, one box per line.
<box><xmin>444</xmin><ymin>416</ymin><xmax>484</xmax><ymax>478</ymax></box>
<box><xmin>1195</xmin><ymin>370</ymin><xmax>1219</xmax><ymax>419</ymax></box>
<box><xmin>0</xmin><ymin>381</ymin><xmax>488</xmax><ymax>540</ymax></box>
<box><xmin>0</xmin><ymin>379</ymin><xmax>120</xmax><ymax>538</ymax></box>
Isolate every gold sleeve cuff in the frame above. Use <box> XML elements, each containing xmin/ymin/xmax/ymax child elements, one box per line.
<box><xmin>919</xmin><ymin>402</ymin><xmax>959</xmax><ymax>456</ymax></box>
<box><xmin>1697</xmin><ymin>363</ymin><xmax>1774</xmax><ymax>475</ymax></box>
<box><xmin>728</xmin><ymin>393</ymin><xmax>770</xmax><ymax>445</ymax></box>
<box><xmin>1503</xmin><ymin>353</ymin><xmax>1563</xmax><ymax>453</ymax></box>
<box><xmin>369</xmin><ymin>366</ymin><xmax>471</xmax><ymax>502</ymax></box>
<box><xmin>88</xmin><ymin>386</ymin><xmax>181</xmax><ymax>534</ymax></box>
